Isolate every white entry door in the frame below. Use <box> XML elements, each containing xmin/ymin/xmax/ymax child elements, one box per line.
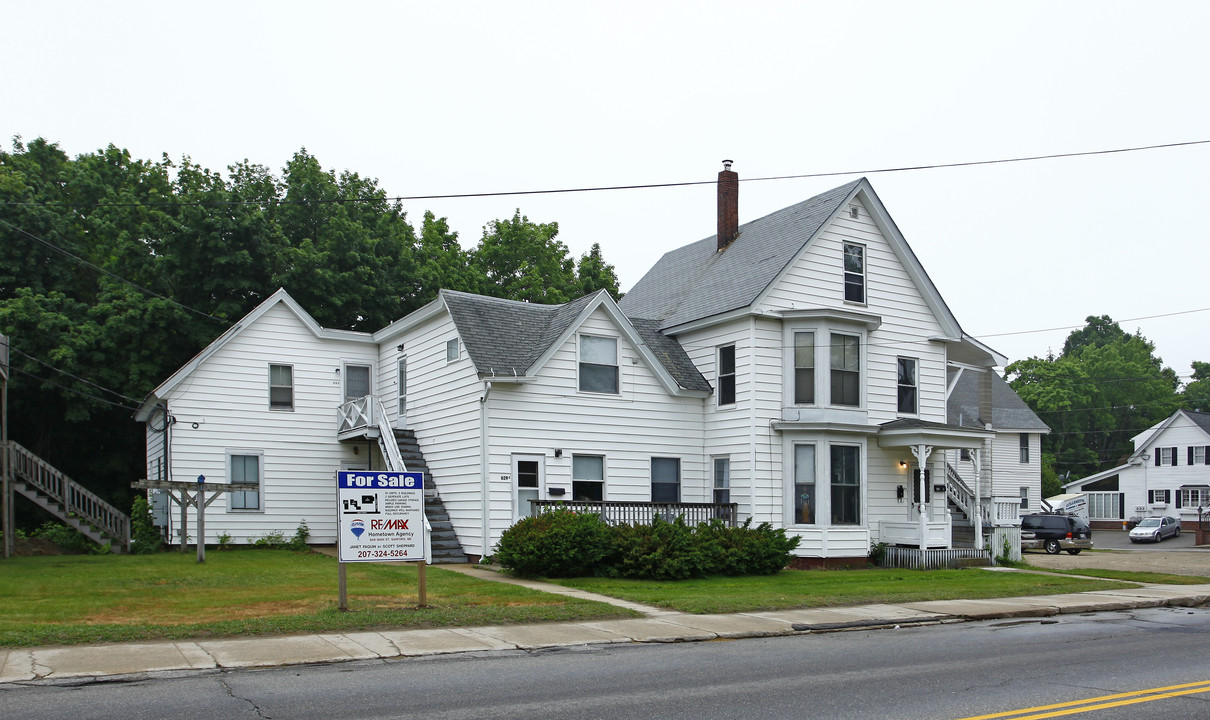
<box><xmin>513</xmin><ymin>454</ymin><xmax>545</xmax><ymax>521</ymax></box>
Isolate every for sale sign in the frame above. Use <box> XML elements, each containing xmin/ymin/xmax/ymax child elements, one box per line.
<box><xmin>337</xmin><ymin>471</ymin><xmax>427</xmax><ymax>562</ymax></box>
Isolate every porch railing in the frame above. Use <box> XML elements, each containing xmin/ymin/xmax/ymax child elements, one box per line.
<box><xmin>879</xmin><ymin>546</ymin><xmax>991</xmax><ymax>570</ymax></box>
<box><xmin>337</xmin><ymin>395</ymin><xmax>375</xmax><ymax>435</ymax></box>
<box><xmin>945</xmin><ymin>463</ymin><xmax>975</xmax><ymax>519</ymax></box>
<box><xmin>530</xmin><ymin>500</ymin><xmax>740</xmax><ymax>527</ymax></box>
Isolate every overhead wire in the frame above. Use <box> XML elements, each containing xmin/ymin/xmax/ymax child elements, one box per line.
<box><xmin>2</xmin><ymin>139</ymin><xmax>1208</xmax><ymax>209</ymax></box>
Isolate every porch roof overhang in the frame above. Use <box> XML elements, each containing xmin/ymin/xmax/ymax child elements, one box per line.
<box><xmin>875</xmin><ymin>418</ymin><xmax>992</xmax><ymax>450</ymax></box>
<box><xmin>770</xmin><ymin>421</ymin><xmax>881</xmax><ymax>435</ymax></box>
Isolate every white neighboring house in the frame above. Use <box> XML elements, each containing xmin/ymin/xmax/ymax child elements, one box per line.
<box><xmin>1063</xmin><ymin>410</ymin><xmax>1210</xmax><ymax>529</ymax></box>
<box><xmin>136</xmin><ymin>168</ymin><xmax>1047</xmax><ymax>566</ymax></box>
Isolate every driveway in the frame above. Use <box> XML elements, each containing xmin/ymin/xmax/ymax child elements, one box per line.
<box><xmin>1022</xmin><ymin>529</ymin><xmax>1210</xmax><ymax>576</ymax></box>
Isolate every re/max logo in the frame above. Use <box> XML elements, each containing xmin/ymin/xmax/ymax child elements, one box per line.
<box><xmin>371</xmin><ymin>519</ymin><xmax>409</xmax><ymax>530</ymax></box>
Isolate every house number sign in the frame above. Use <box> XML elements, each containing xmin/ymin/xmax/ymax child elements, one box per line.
<box><xmin>337</xmin><ymin>471</ymin><xmax>427</xmax><ymax>562</ymax></box>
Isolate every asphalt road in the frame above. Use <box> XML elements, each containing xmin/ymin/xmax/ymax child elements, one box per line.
<box><xmin>4</xmin><ymin>606</ymin><xmax>1209</xmax><ymax>720</ymax></box>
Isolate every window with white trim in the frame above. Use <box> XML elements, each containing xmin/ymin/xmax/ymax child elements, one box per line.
<box><xmin>792</xmin><ymin>444</ymin><xmax>816</xmax><ymax>524</ymax></box>
<box><xmin>397</xmin><ymin>357</ymin><xmax>407</xmax><ymax>416</ymax></box>
<box><xmin>896</xmin><ymin>357</ymin><xmax>917</xmax><ymax>415</ymax></box>
<box><xmin>229</xmin><ymin>453</ymin><xmax>262</xmax><ymax>511</ymax></box>
<box><xmin>830</xmin><ymin>445</ymin><xmax>861</xmax><ymax>525</ymax></box>
<box><xmin>1189</xmin><ymin>446</ymin><xmax>1207</xmax><ymax>465</ymax></box>
<box><xmin>713</xmin><ymin>457</ymin><xmax>730</xmax><ymax>504</ymax></box>
<box><xmin>1148</xmin><ymin>489</ymin><xmax>1171</xmax><ymax>504</ymax></box>
<box><xmin>269</xmin><ymin>364</ymin><xmax>293</xmax><ymax>410</ymax></box>
<box><xmin>829</xmin><ymin>333</ymin><xmax>860</xmax><ymax>407</ymax></box>
<box><xmin>578</xmin><ymin>335</ymin><xmax>618</xmax><ymax>394</ymax></box>
<box><xmin>344</xmin><ymin>364</ymin><xmax>371</xmax><ymax>401</ymax></box>
<box><xmin>843</xmin><ymin>243</ymin><xmax>865</xmax><ymax>303</ymax></box>
<box><xmin>1156</xmin><ymin>447</ymin><xmax>1176</xmax><ymax>466</ymax></box>
<box><xmin>572</xmin><ymin>455</ymin><xmax>604</xmax><ymax>501</ymax></box>
<box><xmin>446</xmin><ymin>338</ymin><xmax>460</xmax><ymax>363</ymax></box>
<box><xmin>718</xmin><ymin>345</ymin><xmax>736</xmax><ymax>406</ymax></box>
<box><xmin>1180</xmin><ymin>487</ymin><xmax>1209</xmax><ymax>509</ymax></box>
<box><xmin>794</xmin><ymin>332</ymin><xmax>814</xmax><ymax>404</ymax></box>
<box><xmin>651</xmin><ymin>457</ymin><xmax>680</xmax><ymax>503</ymax></box>
<box><xmin>1019</xmin><ymin>486</ymin><xmax>1029</xmax><ymax>509</ymax></box>
<box><xmin>1019</xmin><ymin>434</ymin><xmax>1030</xmax><ymax>463</ymax></box>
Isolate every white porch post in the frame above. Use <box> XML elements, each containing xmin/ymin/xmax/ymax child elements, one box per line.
<box><xmin>972</xmin><ymin>447</ymin><xmax>983</xmax><ymax>550</ymax></box>
<box><xmin>911</xmin><ymin>444</ymin><xmax>934</xmax><ymax>550</ymax></box>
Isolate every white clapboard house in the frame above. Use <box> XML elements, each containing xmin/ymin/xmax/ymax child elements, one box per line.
<box><xmin>136</xmin><ymin>168</ymin><xmax>1047</xmax><ymax>566</ymax></box>
<box><xmin>1062</xmin><ymin>410</ymin><xmax>1210</xmax><ymax>529</ymax></box>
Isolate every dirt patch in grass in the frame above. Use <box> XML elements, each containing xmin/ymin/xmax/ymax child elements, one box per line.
<box><xmin>13</xmin><ymin>537</ymin><xmax>68</xmax><ymax>556</ymax></box>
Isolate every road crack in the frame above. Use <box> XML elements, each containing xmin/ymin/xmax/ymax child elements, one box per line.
<box><xmin>219</xmin><ymin>676</ymin><xmax>269</xmax><ymax>718</ymax></box>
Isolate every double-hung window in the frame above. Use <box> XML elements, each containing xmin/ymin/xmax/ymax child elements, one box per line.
<box><xmin>1191</xmin><ymin>446</ymin><xmax>1209</xmax><ymax>465</ymax></box>
<box><xmin>830</xmin><ymin>445</ymin><xmax>860</xmax><ymax>525</ymax></box>
<box><xmin>446</xmin><ymin>338</ymin><xmax>460</xmax><ymax>363</ymax></box>
<box><xmin>1156</xmin><ymin>447</ymin><xmax>1176</xmax><ymax>466</ymax></box>
<box><xmin>829</xmin><ymin>333</ymin><xmax>860</xmax><ymax>407</ymax></box>
<box><xmin>896</xmin><ymin>357</ymin><xmax>917</xmax><ymax>414</ymax></box>
<box><xmin>713</xmin><ymin>457</ymin><xmax>730</xmax><ymax>504</ymax></box>
<box><xmin>229</xmin><ymin>453</ymin><xmax>262</xmax><ymax>511</ymax></box>
<box><xmin>718</xmin><ymin>345</ymin><xmax>736</xmax><ymax>406</ymax></box>
<box><xmin>572</xmin><ymin>455</ymin><xmax>604</xmax><ymax>501</ymax></box>
<box><xmin>651</xmin><ymin>457</ymin><xmax>680</xmax><ymax>503</ymax></box>
<box><xmin>1180</xmin><ymin>487</ymin><xmax>1209</xmax><ymax>509</ymax></box>
<box><xmin>794</xmin><ymin>332</ymin><xmax>815</xmax><ymax>404</ymax></box>
<box><xmin>793</xmin><ymin>444</ymin><xmax>816</xmax><ymax>524</ymax></box>
<box><xmin>1019</xmin><ymin>434</ymin><xmax>1030</xmax><ymax>463</ymax></box>
<box><xmin>843</xmin><ymin>243</ymin><xmax>865</xmax><ymax>303</ymax></box>
<box><xmin>579</xmin><ymin>335</ymin><xmax>618</xmax><ymax>394</ymax></box>
<box><xmin>269</xmin><ymin>364</ymin><xmax>293</xmax><ymax>410</ymax></box>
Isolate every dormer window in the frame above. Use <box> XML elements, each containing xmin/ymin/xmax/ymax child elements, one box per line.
<box><xmin>843</xmin><ymin>243</ymin><xmax>865</xmax><ymax>303</ymax></box>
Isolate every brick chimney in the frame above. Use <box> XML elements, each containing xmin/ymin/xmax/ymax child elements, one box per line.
<box><xmin>717</xmin><ymin>159</ymin><xmax>738</xmax><ymax>252</ymax></box>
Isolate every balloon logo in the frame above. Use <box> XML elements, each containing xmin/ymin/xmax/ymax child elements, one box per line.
<box><xmin>350</xmin><ymin>519</ymin><xmax>365</xmax><ymax>538</ymax></box>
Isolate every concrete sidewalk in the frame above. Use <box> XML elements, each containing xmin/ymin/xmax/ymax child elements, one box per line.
<box><xmin>4</xmin><ymin>567</ymin><xmax>1209</xmax><ymax>686</ymax></box>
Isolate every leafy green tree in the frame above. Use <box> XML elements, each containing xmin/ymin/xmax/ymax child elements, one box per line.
<box><xmin>415</xmin><ymin>211</ymin><xmax>482</xmax><ymax>300</ymax></box>
<box><xmin>1183</xmin><ymin>361</ymin><xmax>1210</xmax><ymax>413</ymax></box>
<box><xmin>576</xmin><ymin>242</ymin><xmax>622</xmax><ymax>299</ymax></box>
<box><xmin>474</xmin><ymin>210</ymin><xmax>577</xmax><ymax>303</ymax></box>
<box><xmin>1008</xmin><ymin>316</ymin><xmax>1182</xmax><ymax>479</ymax></box>
<box><xmin>270</xmin><ymin>149</ymin><xmax>419</xmax><ymax>331</ymax></box>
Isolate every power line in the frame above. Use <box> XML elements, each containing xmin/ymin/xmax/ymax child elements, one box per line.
<box><xmin>9</xmin><ymin>366</ymin><xmax>138</xmax><ymax>411</ymax></box>
<box><xmin>0</xmin><ymin>217</ymin><xmax>224</xmax><ymax>324</ymax></box>
<box><xmin>3</xmin><ymin>139</ymin><xmax>1208</xmax><ymax>209</ymax></box>
<box><xmin>11</xmin><ymin>347</ymin><xmax>142</xmax><ymax>403</ymax></box>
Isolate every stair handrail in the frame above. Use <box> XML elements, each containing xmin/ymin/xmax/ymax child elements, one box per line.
<box><xmin>945</xmin><ymin>462</ymin><xmax>975</xmax><ymax>520</ymax></box>
<box><xmin>6</xmin><ymin>440</ymin><xmax>130</xmax><ymax>549</ymax></box>
<box><xmin>371</xmin><ymin>397</ymin><xmax>408</xmax><ymax>473</ymax></box>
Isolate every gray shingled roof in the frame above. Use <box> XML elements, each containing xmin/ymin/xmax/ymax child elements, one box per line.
<box><xmin>947</xmin><ymin>370</ymin><xmax>1050</xmax><ymax>431</ymax></box>
<box><xmin>619</xmin><ymin>179</ymin><xmax>863</xmax><ymax>328</ymax></box>
<box><xmin>1189</xmin><ymin>410</ymin><xmax>1210</xmax><ymax>435</ymax></box>
<box><xmin>442</xmin><ymin>289</ymin><xmax>710</xmax><ymax>392</ymax></box>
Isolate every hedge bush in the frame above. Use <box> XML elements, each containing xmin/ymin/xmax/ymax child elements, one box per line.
<box><xmin>493</xmin><ymin>508</ymin><xmax>613</xmax><ymax>578</ymax></box>
<box><xmin>494</xmin><ymin>511</ymin><xmax>800</xmax><ymax>579</ymax></box>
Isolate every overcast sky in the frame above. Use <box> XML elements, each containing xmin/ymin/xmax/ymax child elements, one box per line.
<box><xmin>4</xmin><ymin>1</ymin><xmax>1207</xmax><ymax>378</ymax></box>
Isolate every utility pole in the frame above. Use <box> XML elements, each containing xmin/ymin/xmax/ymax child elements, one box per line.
<box><xmin>2</xmin><ymin>334</ymin><xmax>11</xmax><ymax>559</ymax></box>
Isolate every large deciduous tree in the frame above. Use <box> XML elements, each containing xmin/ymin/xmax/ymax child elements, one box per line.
<box><xmin>1006</xmin><ymin>316</ymin><xmax>1182</xmax><ymax>480</ymax></box>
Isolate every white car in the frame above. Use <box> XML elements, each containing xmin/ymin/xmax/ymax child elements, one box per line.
<box><xmin>1128</xmin><ymin>516</ymin><xmax>1181</xmax><ymax>543</ymax></box>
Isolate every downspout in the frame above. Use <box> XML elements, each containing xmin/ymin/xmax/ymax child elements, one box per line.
<box><xmin>748</xmin><ymin>316</ymin><xmax>758</xmax><ymax>521</ymax></box>
<box><xmin>480</xmin><ymin>380</ymin><xmax>493</xmax><ymax>560</ymax></box>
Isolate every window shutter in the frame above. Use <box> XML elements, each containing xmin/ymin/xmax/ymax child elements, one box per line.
<box><xmin>1190</xmin><ymin>447</ymin><xmax>1195</xmax><ymax>466</ymax></box>
<box><xmin>1147</xmin><ymin>490</ymin><xmax>1155</xmax><ymax>504</ymax></box>
<box><xmin>1175</xmin><ymin>491</ymin><xmax>1182</xmax><ymax>509</ymax></box>
<box><xmin>1155</xmin><ymin>451</ymin><xmax>1161</xmax><ymax>467</ymax></box>
<box><xmin>1171</xmin><ymin>447</ymin><xmax>1179</xmax><ymax>466</ymax></box>
<box><xmin>1205</xmin><ymin>446</ymin><xmax>1210</xmax><ymax>465</ymax></box>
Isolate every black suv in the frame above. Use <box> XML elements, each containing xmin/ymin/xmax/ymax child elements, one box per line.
<box><xmin>1020</xmin><ymin>513</ymin><xmax>1094</xmax><ymax>555</ymax></box>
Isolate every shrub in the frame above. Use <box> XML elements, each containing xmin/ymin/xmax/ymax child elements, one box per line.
<box><xmin>129</xmin><ymin>495</ymin><xmax>163</xmax><ymax>554</ymax></box>
<box><xmin>253</xmin><ymin>530</ymin><xmax>288</xmax><ymax>549</ymax></box>
<box><xmin>289</xmin><ymin>520</ymin><xmax>310</xmax><ymax>551</ymax></box>
<box><xmin>494</xmin><ymin>509</ymin><xmax>612</xmax><ymax>578</ymax></box>
<box><xmin>694</xmin><ymin>518</ymin><xmax>800</xmax><ymax>575</ymax></box>
<box><xmin>607</xmin><ymin>515</ymin><xmax>714</xmax><ymax>580</ymax></box>
<box><xmin>31</xmin><ymin>521</ymin><xmax>97</xmax><ymax>554</ymax></box>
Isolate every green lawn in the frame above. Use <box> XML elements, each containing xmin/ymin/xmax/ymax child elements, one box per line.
<box><xmin>551</xmin><ymin>569</ymin><xmax>1138</xmax><ymax>614</ymax></box>
<box><xmin>0</xmin><ymin>550</ymin><xmax>637</xmax><ymax>648</ymax></box>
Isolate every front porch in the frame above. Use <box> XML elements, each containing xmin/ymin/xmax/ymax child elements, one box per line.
<box><xmin>530</xmin><ymin>499</ymin><xmax>740</xmax><ymax>526</ymax></box>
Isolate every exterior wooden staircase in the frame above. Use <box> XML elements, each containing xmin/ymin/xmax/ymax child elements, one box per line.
<box><xmin>5</xmin><ymin>440</ymin><xmax>130</xmax><ymax>552</ymax></box>
<box><xmin>393</xmin><ymin>429</ymin><xmax>468</xmax><ymax>564</ymax></box>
